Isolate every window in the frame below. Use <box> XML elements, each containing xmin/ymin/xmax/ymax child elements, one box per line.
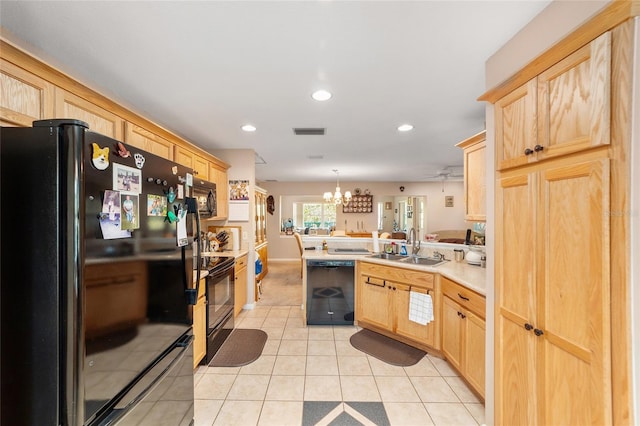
<box><xmin>295</xmin><ymin>202</ymin><xmax>336</xmax><ymax>230</ymax></box>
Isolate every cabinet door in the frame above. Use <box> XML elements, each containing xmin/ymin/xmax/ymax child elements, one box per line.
<box><xmin>235</xmin><ymin>262</ymin><xmax>248</xmax><ymax>317</ymax></box>
<box><xmin>496</xmin><ymin>171</ymin><xmax>538</xmax><ymax>425</ymax></box>
<box><xmin>1</xmin><ymin>59</ymin><xmax>54</xmax><ymax>127</ymax></box>
<box><xmin>193</xmin><ymin>296</ymin><xmax>206</xmax><ymax>368</ymax></box>
<box><xmin>209</xmin><ymin>166</ymin><xmax>228</xmax><ymax>219</ymax></box>
<box><xmin>174</xmin><ymin>145</ymin><xmax>194</xmax><ymax>168</ymax></box>
<box><xmin>464</xmin><ymin>139</ymin><xmax>486</xmax><ymax>221</ymax></box>
<box><xmin>54</xmin><ymin>88</ymin><xmax>123</xmax><ymax>139</ymax></box>
<box><xmin>537</xmin><ymin>32</ymin><xmax>611</xmax><ymax>161</ymax></box>
<box><xmin>124</xmin><ymin>122</ymin><xmax>174</xmax><ymax>160</ymax></box>
<box><xmin>357</xmin><ymin>276</ymin><xmax>393</xmax><ymax>331</ymax></box>
<box><xmin>394</xmin><ymin>284</ymin><xmax>435</xmax><ymax>347</ymax></box>
<box><xmin>193</xmin><ymin>155</ymin><xmax>209</xmax><ymax>181</ymax></box>
<box><xmin>464</xmin><ymin>311</ymin><xmax>485</xmax><ymax>398</ymax></box>
<box><xmin>495</xmin><ymin>79</ymin><xmax>538</xmax><ymax>170</ymax></box>
<box><xmin>539</xmin><ymin>158</ymin><xmax>611</xmax><ymax>425</ymax></box>
<box><xmin>441</xmin><ymin>296</ymin><xmax>463</xmax><ymax>372</ymax></box>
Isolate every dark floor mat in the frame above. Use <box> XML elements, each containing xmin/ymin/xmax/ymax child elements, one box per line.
<box><xmin>349</xmin><ymin>328</ymin><xmax>425</xmax><ymax>367</ymax></box>
<box><xmin>209</xmin><ymin>329</ymin><xmax>267</xmax><ymax>367</ymax></box>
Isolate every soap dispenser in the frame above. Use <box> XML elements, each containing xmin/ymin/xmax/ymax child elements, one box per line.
<box><xmin>400</xmin><ymin>242</ymin><xmax>407</xmax><ymax>256</ymax></box>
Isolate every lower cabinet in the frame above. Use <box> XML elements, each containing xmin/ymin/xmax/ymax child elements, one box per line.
<box><xmin>441</xmin><ymin>276</ymin><xmax>485</xmax><ymax>398</ymax></box>
<box><xmin>357</xmin><ymin>261</ymin><xmax>438</xmax><ymax>351</ymax></box>
<box><xmin>234</xmin><ymin>254</ymin><xmax>248</xmax><ymax>316</ymax></box>
<box><xmin>193</xmin><ymin>277</ymin><xmax>206</xmax><ymax>368</ymax></box>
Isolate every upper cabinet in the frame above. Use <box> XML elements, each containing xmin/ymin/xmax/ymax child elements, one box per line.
<box><xmin>0</xmin><ymin>59</ymin><xmax>54</xmax><ymax>127</ymax></box>
<box><xmin>495</xmin><ymin>32</ymin><xmax>611</xmax><ymax>171</ymax></box>
<box><xmin>175</xmin><ymin>145</ymin><xmax>209</xmax><ymax>181</ymax></box>
<box><xmin>1</xmin><ymin>40</ymin><xmax>229</xmax><ymax>199</ymax></box>
<box><xmin>209</xmin><ymin>164</ymin><xmax>228</xmax><ymax>220</ymax></box>
<box><xmin>456</xmin><ymin>130</ymin><xmax>486</xmax><ymax>222</ymax></box>
<box><xmin>124</xmin><ymin>122</ymin><xmax>174</xmax><ymax>160</ymax></box>
<box><xmin>54</xmin><ymin>88</ymin><xmax>123</xmax><ymax>139</ymax></box>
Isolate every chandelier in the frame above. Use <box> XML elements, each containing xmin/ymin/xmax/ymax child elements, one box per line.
<box><xmin>323</xmin><ymin>169</ymin><xmax>352</xmax><ymax>205</ymax></box>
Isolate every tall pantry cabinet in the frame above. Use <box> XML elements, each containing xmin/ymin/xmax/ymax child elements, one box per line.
<box><xmin>481</xmin><ymin>6</ymin><xmax>637</xmax><ymax>425</ymax></box>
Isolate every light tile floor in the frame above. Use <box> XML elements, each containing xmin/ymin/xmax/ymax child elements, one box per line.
<box><xmin>194</xmin><ymin>305</ymin><xmax>485</xmax><ymax>425</ymax></box>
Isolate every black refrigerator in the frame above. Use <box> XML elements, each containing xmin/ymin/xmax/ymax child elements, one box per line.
<box><xmin>1</xmin><ymin>119</ymin><xmax>201</xmax><ymax>425</ymax></box>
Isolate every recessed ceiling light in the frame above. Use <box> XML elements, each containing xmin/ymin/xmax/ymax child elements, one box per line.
<box><xmin>311</xmin><ymin>90</ymin><xmax>332</xmax><ymax>101</ymax></box>
<box><xmin>241</xmin><ymin>124</ymin><xmax>256</xmax><ymax>132</ymax></box>
<box><xmin>397</xmin><ymin>124</ymin><xmax>414</xmax><ymax>132</ymax></box>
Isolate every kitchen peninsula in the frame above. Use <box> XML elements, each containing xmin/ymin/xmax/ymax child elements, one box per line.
<box><xmin>300</xmin><ymin>235</ymin><xmax>487</xmax><ymax>399</ymax></box>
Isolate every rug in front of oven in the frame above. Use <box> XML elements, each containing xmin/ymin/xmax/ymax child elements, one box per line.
<box><xmin>209</xmin><ymin>329</ymin><xmax>268</xmax><ymax>367</ymax></box>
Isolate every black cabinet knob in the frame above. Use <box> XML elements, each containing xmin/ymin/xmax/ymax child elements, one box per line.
<box><xmin>524</xmin><ymin>323</ymin><xmax>534</xmax><ymax>331</ymax></box>
<box><xmin>524</xmin><ymin>148</ymin><xmax>534</xmax><ymax>155</ymax></box>
<box><xmin>534</xmin><ymin>144</ymin><xmax>544</xmax><ymax>152</ymax></box>
<box><xmin>534</xmin><ymin>328</ymin><xmax>544</xmax><ymax>336</ymax></box>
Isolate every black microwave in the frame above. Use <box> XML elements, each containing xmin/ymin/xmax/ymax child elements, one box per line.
<box><xmin>192</xmin><ymin>180</ymin><xmax>217</xmax><ymax>218</ymax></box>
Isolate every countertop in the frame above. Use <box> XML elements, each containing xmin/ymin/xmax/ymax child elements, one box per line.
<box><xmin>303</xmin><ymin>250</ymin><xmax>486</xmax><ymax>296</ymax></box>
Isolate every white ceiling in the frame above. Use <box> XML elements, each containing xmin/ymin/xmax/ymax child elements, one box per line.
<box><xmin>0</xmin><ymin>1</ymin><xmax>550</xmax><ymax>183</ymax></box>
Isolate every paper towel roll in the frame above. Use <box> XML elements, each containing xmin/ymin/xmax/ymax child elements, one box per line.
<box><xmin>230</xmin><ymin>228</ymin><xmax>240</xmax><ymax>251</ymax></box>
<box><xmin>372</xmin><ymin>231</ymin><xmax>380</xmax><ymax>253</ymax></box>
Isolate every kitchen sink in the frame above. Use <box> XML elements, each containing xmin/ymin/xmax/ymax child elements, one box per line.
<box><xmin>400</xmin><ymin>256</ymin><xmax>447</xmax><ymax>266</ymax></box>
<box><xmin>368</xmin><ymin>253</ymin><xmax>407</xmax><ymax>260</ymax></box>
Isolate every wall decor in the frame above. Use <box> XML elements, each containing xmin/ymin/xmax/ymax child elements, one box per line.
<box><xmin>342</xmin><ymin>194</ymin><xmax>373</xmax><ymax>213</ymax></box>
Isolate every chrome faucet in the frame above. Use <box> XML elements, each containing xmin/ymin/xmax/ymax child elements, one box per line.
<box><xmin>408</xmin><ymin>228</ymin><xmax>421</xmax><ymax>256</ymax></box>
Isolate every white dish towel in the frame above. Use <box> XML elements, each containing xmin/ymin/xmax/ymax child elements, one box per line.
<box><xmin>409</xmin><ymin>291</ymin><xmax>434</xmax><ymax>325</ymax></box>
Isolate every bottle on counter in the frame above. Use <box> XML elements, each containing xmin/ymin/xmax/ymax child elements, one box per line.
<box><xmin>400</xmin><ymin>242</ymin><xmax>407</xmax><ymax>256</ymax></box>
<box><xmin>322</xmin><ymin>240</ymin><xmax>328</xmax><ymax>251</ymax></box>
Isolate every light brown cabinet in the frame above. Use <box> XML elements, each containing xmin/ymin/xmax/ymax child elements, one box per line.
<box><xmin>234</xmin><ymin>254</ymin><xmax>248</xmax><ymax>317</ymax></box>
<box><xmin>124</xmin><ymin>122</ymin><xmax>174</xmax><ymax>160</ymax></box>
<box><xmin>0</xmin><ymin>58</ymin><xmax>54</xmax><ymax>127</ymax></box>
<box><xmin>54</xmin><ymin>88</ymin><xmax>123</xmax><ymax>139</ymax></box>
<box><xmin>441</xmin><ymin>276</ymin><xmax>485</xmax><ymax>399</ymax></box>
<box><xmin>456</xmin><ymin>130</ymin><xmax>486</xmax><ymax>221</ymax></box>
<box><xmin>495</xmin><ymin>32</ymin><xmax>611</xmax><ymax>172</ymax></box>
<box><xmin>357</xmin><ymin>262</ymin><xmax>438</xmax><ymax>351</ymax></box>
<box><xmin>208</xmin><ymin>165</ymin><xmax>229</xmax><ymax>220</ymax></box>
<box><xmin>255</xmin><ymin>187</ymin><xmax>267</xmax><ymax>245</ymax></box>
<box><xmin>193</xmin><ymin>277</ymin><xmax>206</xmax><ymax>368</ymax></box>
<box><xmin>493</xmin><ymin>29</ymin><xmax>614</xmax><ymax>426</ymax></box>
<box><xmin>175</xmin><ymin>145</ymin><xmax>209</xmax><ymax>180</ymax></box>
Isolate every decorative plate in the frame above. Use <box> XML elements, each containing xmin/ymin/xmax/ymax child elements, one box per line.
<box><xmin>354</xmin><ymin>188</ymin><xmax>361</xmax><ymax>195</ymax></box>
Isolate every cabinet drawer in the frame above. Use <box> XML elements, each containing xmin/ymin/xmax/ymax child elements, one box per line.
<box><xmin>359</xmin><ymin>261</ymin><xmax>434</xmax><ymax>289</ymax></box>
<box><xmin>235</xmin><ymin>254</ymin><xmax>248</xmax><ymax>271</ymax></box>
<box><xmin>441</xmin><ymin>276</ymin><xmax>485</xmax><ymax>318</ymax></box>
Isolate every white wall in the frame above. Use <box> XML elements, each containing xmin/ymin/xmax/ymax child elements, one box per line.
<box><xmin>260</xmin><ymin>180</ymin><xmax>467</xmax><ymax>260</ymax></box>
<box><xmin>482</xmin><ymin>1</ymin><xmax>637</xmax><ymax>425</ymax></box>
<box><xmin>210</xmin><ymin>149</ymin><xmax>257</xmax><ymax>305</ymax></box>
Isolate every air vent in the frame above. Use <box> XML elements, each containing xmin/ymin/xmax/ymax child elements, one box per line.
<box><xmin>255</xmin><ymin>153</ymin><xmax>266</xmax><ymax>164</ymax></box>
<box><xmin>293</xmin><ymin>127</ymin><xmax>326</xmax><ymax>136</ymax></box>
<box><xmin>307</xmin><ymin>155</ymin><xmax>324</xmax><ymax>160</ymax></box>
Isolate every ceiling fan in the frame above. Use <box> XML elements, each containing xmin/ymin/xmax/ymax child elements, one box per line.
<box><xmin>423</xmin><ymin>166</ymin><xmax>464</xmax><ymax>191</ymax></box>
<box><xmin>423</xmin><ymin>166</ymin><xmax>464</xmax><ymax>181</ymax></box>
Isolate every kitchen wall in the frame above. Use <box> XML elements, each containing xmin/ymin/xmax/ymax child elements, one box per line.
<box><xmin>210</xmin><ymin>148</ymin><xmax>258</xmax><ymax>304</ymax></box>
<box><xmin>260</xmin><ymin>180</ymin><xmax>466</xmax><ymax>260</ymax></box>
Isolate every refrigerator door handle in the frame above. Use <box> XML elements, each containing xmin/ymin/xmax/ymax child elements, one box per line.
<box><xmin>184</xmin><ymin>196</ymin><xmax>200</xmax><ymax>305</ymax></box>
<box><xmin>108</xmin><ymin>334</ymin><xmax>194</xmax><ymax>419</ymax></box>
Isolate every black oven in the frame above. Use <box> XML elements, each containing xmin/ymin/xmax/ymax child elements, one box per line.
<box><xmin>200</xmin><ymin>256</ymin><xmax>235</xmax><ymax>364</ymax></box>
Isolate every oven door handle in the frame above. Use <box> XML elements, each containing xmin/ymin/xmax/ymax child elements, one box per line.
<box><xmin>184</xmin><ymin>196</ymin><xmax>200</xmax><ymax>305</ymax></box>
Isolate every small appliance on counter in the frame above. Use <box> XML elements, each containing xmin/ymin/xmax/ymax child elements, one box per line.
<box><xmin>465</xmin><ymin>246</ymin><xmax>484</xmax><ymax>266</ymax></box>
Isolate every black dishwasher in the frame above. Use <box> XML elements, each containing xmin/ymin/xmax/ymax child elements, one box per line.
<box><xmin>306</xmin><ymin>260</ymin><xmax>355</xmax><ymax>325</ymax></box>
